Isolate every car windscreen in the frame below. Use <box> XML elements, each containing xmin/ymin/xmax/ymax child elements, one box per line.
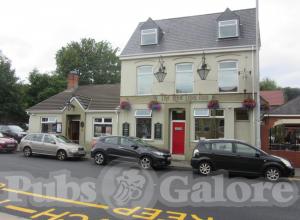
<box><xmin>56</xmin><ymin>135</ymin><xmax>72</xmax><ymax>143</ymax></box>
<box><xmin>8</xmin><ymin>125</ymin><xmax>24</xmax><ymax>132</ymax></box>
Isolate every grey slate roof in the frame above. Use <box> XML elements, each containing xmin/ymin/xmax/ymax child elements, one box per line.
<box><xmin>121</xmin><ymin>8</ymin><xmax>256</xmax><ymax>57</ymax></box>
<box><xmin>27</xmin><ymin>84</ymin><xmax>120</xmax><ymax>111</ymax></box>
<box><xmin>269</xmin><ymin>96</ymin><xmax>300</xmax><ymax>115</ymax></box>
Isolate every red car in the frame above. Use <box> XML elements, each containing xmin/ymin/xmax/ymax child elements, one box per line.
<box><xmin>0</xmin><ymin>132</ymin><xmax>18</xmax><ymax>153</ymax></box>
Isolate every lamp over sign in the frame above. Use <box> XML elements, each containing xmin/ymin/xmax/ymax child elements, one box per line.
<box><xmin>154</xmin><ymin>56</ymin><xmax>167</xmax><ymax>82</ymax></box>
<box><xmin>197</xmin><ymin>52</ymin><xmax>210</xmax><ymax>80</ymax></box>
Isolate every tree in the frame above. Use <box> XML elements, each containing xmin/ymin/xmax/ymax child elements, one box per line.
<box><xmin>0</xmin><ymin>54</ymin><xmax>27</xmax><ymax>124</ymax></box>
<box><xmin>283</xmin><ymin>87</ymin><xmax>300</xmax><ymax>102</ymax></box>
<box><xmin>55</xmin><ymin>38</ymin><xmax>120</xmax><ymax>85</ymax></box>
<box><xmin>26</xmin><ymin>69</ymin><xmax>66</xmax><ymax>108</ymax></box>
<box><xmin>260</xmin><ymin>77</ymin><xmax>279</xmax><ymax>91</ymax></box>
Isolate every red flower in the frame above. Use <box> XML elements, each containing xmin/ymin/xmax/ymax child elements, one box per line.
<box><xmin>148</xmin><ymin>100</ymin><xmax>161</xmax><ymax>111</ymax></box>
<box><xmin>207</xmin><ymin>100</ymin><xmax>219</xmax><ymax>109</ymax></box>
<box><xmin>242</xmin><ymin>98</ymin><xmax>256</xmax><ymax>109</ymax></box>
<box><xmin>120</xmin><ymin>101</ymin><xmax>131</xmax><ymax>110</ymax></box>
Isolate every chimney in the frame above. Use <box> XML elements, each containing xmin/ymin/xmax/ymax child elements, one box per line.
<box><xmin>67</xmin><ymin>70</ymin><xmax>79</xmax><ymax>90</ymax></box>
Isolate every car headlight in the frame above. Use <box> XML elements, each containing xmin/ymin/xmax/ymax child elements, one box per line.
<box><xmin>153</xmin><ymin>151</ymin><xmax>164</xmax><ymax>156</ymax></box>
<box><xmin>193</xmin><ymin>149</ymin><xmax>200</xmax><ymax>157</ymax></box>
<box><xmin>280</xmin><ymin>158</ymin><xmax>292</xmax><ymax>168</ymax></box>
<box><xmin>69</xmin><ymin>148</ymin><xmax>78</xmax><ymax>153</ymax></box>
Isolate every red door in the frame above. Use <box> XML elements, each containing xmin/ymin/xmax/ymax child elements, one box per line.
<box><xmin>172</xmin><ymin>122</ymin><xmax>185</xmax><ymax>154</ymax></box>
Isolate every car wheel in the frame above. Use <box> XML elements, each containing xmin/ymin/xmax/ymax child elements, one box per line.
<box><xmin>23</xmin><ymin>147</ymin><xmax>32</xmax><ymax>157</ymax></box>
<box><xmin>265</xmin><ymin>167</ymin><xmax>281</xmax><ymax>182</ymax></box>
<box><xmin>198</xmin><ymin>161</ymin><xmax>212</xmax><ymax>175</ymax></box>
<box><xmin>94</xmin><ymin>152</ymin><xmax>107</xmax><ymax>165</ymax></box>
<box><xmin>57</xmin><ymin>150</ymin><xmax>67</xmax><ymax>161</ymax></box>
<box><xmin>140</xmin><ymin>156</ymin><xmax>152</xmax><ymax>170</ymax></box>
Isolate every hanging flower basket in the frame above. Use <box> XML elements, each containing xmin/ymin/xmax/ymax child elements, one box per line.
<box><xmin>242</xmin><ymin>98</ymin><xmax>256</xmax><ymax>110</ymax></box>
<box><xmin>120</xmin><ymin>101</ymin><xmax>131</xmax><ymax>110</ymax></box>
<box><xmin>148</xmin><ymin>100</ymin><xmax>161</xmax><ymax>111</ymax></box>
<box><xmin>207</xmin><ymin>100</ymin><xmax>219</xmax><ymax>109</ymax></box>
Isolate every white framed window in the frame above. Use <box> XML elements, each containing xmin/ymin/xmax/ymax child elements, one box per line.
<box><xmin>218</xmin><ymin>20</ymin><xmax>239</xmax><ymax>38</ymax></box>
<box><xmin>135</xmin><ymin>109</ymin><xmax>152</xmax><ymax>139</ymax></box>
<box><xmin>141</xmin><ymin>29</ymin><xmax>158</xmax><ymax>45</ymax></box>
<box><xmin>137</xmin><ymin>65</ymin><xmax>153</xmax><ymax>95</ymax></box>
<box><xmin>194</xmin><ymin>109</ymin><xmax>225</xmax><ymax>140</ymax></box>
<box><xmin>135</xmin><ymin>109</ymin><xmax>152</xmax><ymax>118</ymax></box>
<box><xmin>194</xmin><ymin>109</ymin><xmax>210</xmax><ymax>117</ymax></box>
<box><xmin>218</xmin><ymin>61</ymin><xmax>238</xmax><ymax>93</ymax></box>
<box><xmin>93</xmin><ymin>118</ymin><xmax>112</xmax><ymax>137</ymax></box>
<box><xmin>41</xmin><ymin>117</ymin><xmax>57</xmax><ymax>133</ymax></box>
<box><xmin>176</xmin><ymin>63</ymin><xmax>193</xmax><ymax>94</ymax></box>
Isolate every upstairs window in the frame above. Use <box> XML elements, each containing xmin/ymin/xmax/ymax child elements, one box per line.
<box><xmin>218</xmin><ymin>61</ymin><xmax>238</xmax><ymax>92</ymax></box>
<box><xmin>141</xmin><ymin>29</ymin><xmax>158</xmax><ymax>45</ymax></box>
<box><xmin>218</xmin><ymin>20</ymin><xmax>239</xmax><ymax>38</ymax></box>
<box><xmin>137</xmin><ymin>66</ymin><xmax>153</xmax><ymax>95</ymax></box>
<box><xmin>176</xmin><ymin>63</ymin><xmax>193</xmax><ymax>94</ymax></box>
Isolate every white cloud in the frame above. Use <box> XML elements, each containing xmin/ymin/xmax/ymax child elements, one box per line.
<box><xmin>0</xmin><ymin>0</ymin><xmax>299</xmax><ymax>87</ymax></box>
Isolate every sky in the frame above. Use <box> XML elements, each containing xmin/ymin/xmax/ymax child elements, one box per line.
<box><xmin>0</xmin><ymin>0</ymin><xmax>299</xmax><ymax>87</ymax></box>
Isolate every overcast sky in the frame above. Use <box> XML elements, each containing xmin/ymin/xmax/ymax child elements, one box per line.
<box><xmin>1</xmin><ymin>0</ymin><xmax>299</xmax><ymax>87</ymax></box>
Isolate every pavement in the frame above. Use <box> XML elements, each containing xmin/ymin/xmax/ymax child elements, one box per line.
<box><xmin>0</xmin><ymin>212</ymin><xmax>28</xmax><ymax>219</ymax></box>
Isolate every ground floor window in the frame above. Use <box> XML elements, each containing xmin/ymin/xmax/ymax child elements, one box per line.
<box><xmin>136</xmin><ymin>118</ymin><xmax>152</xmax><ymax>139</ymax></box>
<box><xmin>194</xmin><ymin>109</ymin><xmax>224</xmax><ymax>140</ymax></box>
<box><xmin>269</xmin><ymin>124</ymin><xmax>300</xmax><ymax>151</ymax></box>
<box><xmin>135</xmin><ymin>109</ymin><xmax>152</xmax><ymax>139</ymax></box>
<box><xmin>94</xmin><ymin>118</ymin><xmax>112</xmax><ymax>137</ymax></box>
<box><xmin>41</xmin><ymin>117</ymin><xmax>57</xmax><ymax>133</ymax></box>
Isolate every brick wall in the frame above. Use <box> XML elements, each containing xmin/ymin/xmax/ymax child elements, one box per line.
<box><xmin>261</xmin><ymin>116</ymin><xmax>300</xmax><ymax>167</ymax></box>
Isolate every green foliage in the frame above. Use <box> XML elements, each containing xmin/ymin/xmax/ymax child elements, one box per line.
<box><xmin>0</xmin><ymin>55</ymin><xmax>27</xmax><ymax>124</ymax></box>
<box><xmin>26</xmin><ymin>69</ymin><xmax>66</xmax><ymax>107</ymax></box>
<box><xmin>260</xmin><ymin>77</ymin><xmax>279</xmax><ymax>91</ymax></box>
<box><xmin>283</xmin><ymin>87</ymin><xmax>300</xmax><ymax>102</ymax></box>
<box><xmin>56</xmin><ymin>38</ymin><xmax>120</xmax><ymax>85</ymax></box>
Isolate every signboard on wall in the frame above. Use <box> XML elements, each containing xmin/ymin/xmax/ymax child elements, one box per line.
<box><xmin>122</xmin><ymin>122</ymin><xmax>130</xmax><ymax>137</ymax></box>
<box><xmin>154</xmin><ymin>123</ymin><xmax>162</xmax><ymax>139</ymax></box>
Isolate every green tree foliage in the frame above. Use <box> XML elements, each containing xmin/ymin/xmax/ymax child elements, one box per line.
<box><xmin>283</xmin><ymin>87</ymin><xmax>300</xmax><ymax>102</ymax></box>
<box><xmin>55</xmin><ymin>38</ymin><xmax>120</xmax><ymax>85</ymax></box>
<box><xmin>26</xmin><ymin>69</ymin><xmax>66</xmax><ymax>107</ymax></box>
<box><xmin>0</xmin><ymin>54</ymin><xmax>27</xmax><ymax>123</ymax></box>
<box><xmin>260</xmin><ymin>77</ymin><xmax>279</xmax><ymax>91</ymax></box>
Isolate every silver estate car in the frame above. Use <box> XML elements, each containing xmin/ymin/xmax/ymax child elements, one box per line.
<box><xmin>19</xmin><ymin>133</ymin><xmax>86</xmax><ymax>160</ymax></box>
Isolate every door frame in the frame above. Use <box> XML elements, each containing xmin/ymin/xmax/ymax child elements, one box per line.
<box><xmin>170</xmin><ymin>120</ymin><xmax>186</xmax><ymax>155</ymax></box>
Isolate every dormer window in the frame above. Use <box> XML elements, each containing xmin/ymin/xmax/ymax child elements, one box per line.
<box><xmin>218</xmin><ymin>19</ymin><xmax>239</xmax><ymax>38</ymax></box>
<box><xmin>141</xmin><ymin>29</ymin><xmax>158</xmax><ymax>45</ymax></box>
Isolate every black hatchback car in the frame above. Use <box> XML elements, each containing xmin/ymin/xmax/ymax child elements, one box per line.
<box><xmin>191</xmin><ymin>139</ymin><xmax>295</xmax><ymax>181</ymax></box>
<box><xmin>91</xmin><ymin>136</ymin><xmax>172</xmax><ymax>169</ymax></box>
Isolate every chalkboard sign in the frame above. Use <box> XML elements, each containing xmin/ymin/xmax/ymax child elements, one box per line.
<box><xmin>122</xmin><ymin>122</ymin><xmax>130</xmax><ymax>137</ymax></box>
<box><xmin>154</xmin><ymin>123</ymin><xmax>162</xmax><ymax>139</ymax></box>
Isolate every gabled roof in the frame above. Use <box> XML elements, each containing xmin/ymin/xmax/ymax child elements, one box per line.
<box><xmin>121</xmin><ymin>8</ymin><xmax>257</xmax><ymax>57</ymax></box>
<box><xmin>217</xmin><ymin>8</ymin><xmax>240</xmax><ymax>21</ymax></box>
<box><xmin>269</xmin><ymin>96</ymin><xmax>300</xmax><ymax>115</ymax></box>
<box><xmin>27</xmin><ymin>84</ymin><xmax>120</xmax><ymax>112</ymax></box>
<box><xmin>260</xmin><ymin>90</ymin><xmax>285</xmax><ymax>106</ymax></box>
<box><xmin>140</xmin><ymin>17</ymin><xmax>160</xmax><ymax>30</ymax></box>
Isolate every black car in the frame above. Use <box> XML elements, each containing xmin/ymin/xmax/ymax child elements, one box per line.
<box><xmin>91</xmin><ymin>136</ymin><xmax>172</xmax><ymax>169</ymax></box>
<box><xmin>0</xmin><ymin>125</ymin><xmax>27</xmax><ymax>143</ymax></box>
<box><xmin>191</xmin><ymin>139</ymin><xmax>295</xmax><ymax>181</ymax></box>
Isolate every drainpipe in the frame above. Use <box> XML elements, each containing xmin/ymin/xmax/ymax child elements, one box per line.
<box><xmin>115</xmin><ymin>107</ymin><xmax>120</xmax><ymax>136</ymax></box>
<box><xmin>256</xmin><ymin>0</ymin><xmax>261</xmax><ymax>148</ymax></box>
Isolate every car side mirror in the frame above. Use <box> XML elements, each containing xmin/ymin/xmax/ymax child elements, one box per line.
<box><xmin>51</xmin><ymin>141</ymin><xmax>56</xmax><ymax>145</ymax></box>
<box><xmin>131</xmin><ymin>145</ymin><xmax>138</xmax><ymax>149</ymax></box>
<box><xmin>255</xmin><ymin>152</ymin><xmax>260</xmax><ymax>158</ymax></box>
